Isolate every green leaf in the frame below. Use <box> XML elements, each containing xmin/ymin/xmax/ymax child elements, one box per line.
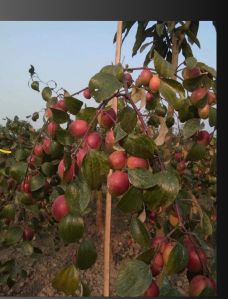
<box><xmin>4</xmin><ymin>226</ymin><xmax>23</xmax><ymax>246</ymax></box>
<box><xmin>42</xmin><ymin>87</ymin><xmax>52</xmax><ymax>101</ymax></box>
<box><xmin>82</xmin><ymin>150</ymin><xmax>110</xmax><ymax>190</ymax></box>
<box><xmin>183</xmin><ymin>74</ymin><xmax>212</xmax><ymax>92</ymax></box>
<box><xmin>186</xmin><ymin>29</ymin><xmax>201</xmax><ymax>48</ymax></box>
<box><xmin>46</xmin><ymin>96</ymin><xmax>58</xmax><ymax>107</ymax></box>
<box><xmin>197</xmin><ymin>62</ymin><xmax>216</xmax><ymax>78</ymax></box>
<box><xmin>160</xmin><ymin>275</ymin><xmax>182</xmax><ymax>296</ymax></box>
<box><xmin>49</xmin><ymin>141</ymin><xmax>64</xmax><ymax>159</ymax></box>
<box><xmin>82</xmin><ymin>281</ymin><xmax>91</xmax><ymax>296</ymax></box>
<box><xmin>116</xmin><ymin>260</ymin><xmax>152</xmax><ymax>297</ymax></box>
<box><xmin>0</xmin><ymin>204</ymin><xmax>15</xmax><ymax>220</ymax></box>
<box><xmin>132</xmin><ymin>22</ymin><xmax>149</xmax><ymax>57</ymax></box>
<box><xmin>140</xmin><ymin>41</ymin><xmax>153</xmax><ymax>53</ymax></box>
<box><xmin>186</xmin><ymin>144</ymin><xmax>207</xmax><ymax>161</ymax></box>
<box><xmin>77</xmin><ymin>107</ymin><xmax>97</xmax><ymax>123</ymax></box>
<box><xmin>166</xmin><ymin>242</ymin><xmax>188</xmax><ymax>274</ymax></box>
<box><xmin>113</xmin><ymin>123</ymin><xmax>128</xmax><ymax>143</ymax></box>
<box><xmin>143</xmin><ymin>170</ymin><xmax>180</xmax><ymax>209</ymax></box>
<box><xmin>159</xmin><ymin>79</ymin><xmax>185</xmax><ymax>109</ymax></box>
<box><xmin>117</xmin><ymin>187</ymin><xmax>143</xmax><ymax>213</ymax></box>
<box><xmin>9</xmin><ymin>162</ymin><xmax>27</xmax><ymax>182</ymax></box>
<box><xmin>31</xmin><ymin>81</ymin><xmax>39</xmax><ymax>92</ymax></box>
<box><xmin>185</xmin><ymin>57</ymin><xmax>197</xmax><ymax>69</ymax></box>
<box><xmin>113</xmin><ymin>21</ymin><xmax>136</xmax><ymax>43</ymax></box>
<box><xmin>154</xmin><ymin>50</ymin><xmax>175</xmax><ymax>78</ymax></box>
<box><xmin>21</xmin><ymin>241</ymin><xmax>34</xmax><ymax>256</ymax></box>
<box><xmin>32</xmin><ymin>112</ymin><xmax>39</xmax><ymax>121</ymax></box>
<box><xmin>199</xmin><ymin>286</ymin><xmax>216</xmax><ymax>296</ymax></box>
<box><xmin>59</xmin><ymin>214</ymin><xmax>84</xmax><ymax>244</ymax></box>
<box><xmin>117</xmin><ymin>106</ymin><xmax>137</xmax><ymax>133</ymax></box>
<box><xmin>15</xmin><ymin>191</ymin><xmax>33</xmax><ymax>205</ymax></box>
<box><xmin>55</xmin><ymin>127</ymin><xmax>74</xmax><ymax>146</ymax></box>
<box><xmin>136</xmin><ymin>248</ymin><xmax>155</xmax><ymax>264</ymax></box>
<box><xmin>209</xmin><ymin>107</ymin><xmax>216</xmax><ymax>127</ymax></box>
<box><xmin>156</xmin><ymin>23</ymin><xmax>165</xmax><ymax>36</ymax></box>
<box><xmin>64</xmin><ymin>97</ymin><xmax>83</xmax><ymax>115</ymax></box>
<box><xmin>194</xmin><ymin>212</ymin><xmax>213</xmax><ymax>240</ymax></box>
<box><xmin>89</xmin><ymin>72</ymin><xmax>122</xmax><ymax>103</ymax></box>
<box><xmin>183</xmin><ymin>118</ymin><xmax>202</xmax><ymax>139</ymax></box>
<box><xmin>130</xmin><ymin>218</ymin><xmax>150</xmax><ymax>248</ymax></box>
<box><xmin>181</xmin><ymin>38</ymin><xmax>193</xmax><ymax>59</ymax></box>
<box><xmin>15</xmin><ymin>148</ymin><xmax>28</xmax><ymax>161</ymax></box>
<box><xmin>52</xmin><ymin>264</ymin><xmax>80</xmax><ymax>295</ymax></box>
<box><xmin>41</xmin><ymin>162</ymin><xmax>57</xmax><ymax>177</ymax></box>
<box><xmin>77</xmin><ymin>240</ymin><xmax>97</xmax><ymax>270</ymax></box>
<box><xmin>100</xmin><ymin>64</ymin><xmax>124</xmax><ymax>81</ymax></box>
<box><xmin>122</xmin><ymin>134</ymin><xmax>157</xmax><ymax>159</ymax></box>
<box><xmin>29</xmin><ymin>175</ymin><xmax>45</xmax><ymax>192</ymax></box>
<box><xmin>65</xmin><ymin>176</ymin><xmax>91</xmax><ymax>215</ymax></box>
<box><xmin>128</xmin><ymin>169</ymin><xmax>157</xmax><ymax>189</ymax></box>
<box><xmin>65</xmin><ymin>183</ymin><xmax>81</xmax><ymax>215</ymax></box>
<box><xmin>145</xmin><ymin>92</ymin><xmax>160</xmax><ymax>110</ymax></box>
<box><xmin>29</xmin><ymin>65</ymin><xmax>35</xmax><ymax>76</ymax></box>
<box><xmin>50</xmin><ymin>108</ymin><xmax>69</xmax><ymax>124</ymax></box>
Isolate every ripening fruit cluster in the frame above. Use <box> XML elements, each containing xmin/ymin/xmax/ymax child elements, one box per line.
<box><xmin>181</xmin><ymin>66</ymin><xmax>216</xmax><ymax>120</ymax></box>
<box><xmin>21</xmin><ymin>100</ymin><xmax>153</xmax><ymax>225</ymax></box>
<box><xmin>173</xmin><ymin>127</ymin><xmax>212</xmax><ymax>177</ymax></box>
<box><xmin>142</xmin><ymin>235</ymin><xmax>216</xmax><ymax>296</ymax></box>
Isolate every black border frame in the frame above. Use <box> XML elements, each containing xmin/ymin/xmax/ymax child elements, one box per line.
<box><xmin>0</xmin><ymin>0</ymin><xmax>226</xmax><ymax>298</ymax></box>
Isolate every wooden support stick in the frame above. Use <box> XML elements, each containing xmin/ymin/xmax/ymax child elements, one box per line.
<box><xmin>103</xmin><ymin>20</ymin><xmax>122</xmax><ymax>297</ymax></box>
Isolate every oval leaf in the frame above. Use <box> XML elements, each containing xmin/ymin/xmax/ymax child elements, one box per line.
<box><xmin>89</xmin><ymin>72</ymin><xmax>122</xmax><ymax>103</ymax></box>
<box><xmin>52</xmin><ymin>264</ymin><xmax>80</xmax><ymax>295</ymax></box>
<box><xmin>59</xmin><ymin>214</ymin><xmax>84</xmax><ymax>243</ymax></box>
<box><xmin>122</xmin><ymin>134</ymin><xmax>157</xmax><ymax>159</ymax></box>
<box><xmin>154</xmin><ymin>50</ymin><xmax>175</xmax><ymax>78</ymax></box>
<box><xmin>118</xmin><ymin>106</ymin><xmax>137</xmax><ymax>133</ymax></box>
<box><xmin>116</xmin><ymin>260</ymin><xmax>152</xmax><ymax>297</ymax></box>
<box><xmin>9</xmin><ymin>162</ymin><xmax>27</xmax><ymax>182</ymax></box>
<box><xmin>143</xmin><ymin>170</ymin><xmax>180</xmax><ymax>209</ymax></box>
<box><xmin>41</xmin><ymin>162</ymin><xmax>57</xmax><ymax>177</ymax></box>
<box><xmin>130</xmin><ymin>218</ymin><xmax>150</xmax><ymax>248</ymax></box>
<box><xmin>117</xmin><ymin>187</ymin><xmax>143</xmax><ymax>213</ymax></box>
<box><xmin>64</xmin><ymin>97</ymin><xmax>83</xmax><ymax>115</ymax></box>
<box><xmin>29</xmin><ymin>175</ymin><xmax>45</xmax><ymax>192</ymax></box>
<box><xmin>31</xmin><ymin>81</ymin><xmax>39</xmax><ymax>92</ymax></box>
<box><xmin>82</xmin><ymin>150</ymin><xmax>110</xmax><ymax>190</ymax></box>
<box><xmin>56</xmin><ymin>127</ymin><xmax>74</xmax><ymax>146</ymax></box>
<box><xmin>128</xmin><ymin>168</ymin><xmax>157</xmax><ymax>189</ymax></box>
<box><xmin>42</xmin><ymin>87</ymin><xmax>52</xmax><ymax>101</ymax></box>
<box><xmin>159</xmin><ymin>79</ymin><xmax>185</xmax><ymax>109</ymax></box>
<box><xmin>50</xmin><ymin>108</ymin><xmax>69</xmax><ymax>124</ymax></box>
<box><xmin>166</xmin><ymin>242</ymin><xmax>188</xmax><ymax>274</ymax></box>
<box><xmin>183</xmin><ymin>118</ymin><xmax>202</xmax><ymax>139</ymax></box>
<box><xmin>77</xmin><ymin>240</ymin><xmax>97</xmax><ymax>270</ymax></box>
<box><xmin>186</xmin><ymin>144</ymin><xmax>207</xmax><ymax>161</ymax></box>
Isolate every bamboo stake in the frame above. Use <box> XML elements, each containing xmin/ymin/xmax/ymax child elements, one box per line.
<box><xmin>103</xmin><ymin>20</ymin><xmax>122</xmax><ymax>297</ymax></box>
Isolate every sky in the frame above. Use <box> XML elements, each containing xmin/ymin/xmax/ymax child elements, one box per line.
<box><xmin>0</xmin><ymin>21</ymin><xmax>216</xmax><ymax>128</ymax></box>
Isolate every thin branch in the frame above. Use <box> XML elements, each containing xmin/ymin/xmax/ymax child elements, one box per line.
<box><xmin>71</xmin><ymin>87</ymin><xmax>88</xmax><ymax>97</ymax></box>
<box><xmin>123</xmin><ymin>81</ymin><xmax>151</xmax><ymax>137</ymax></box>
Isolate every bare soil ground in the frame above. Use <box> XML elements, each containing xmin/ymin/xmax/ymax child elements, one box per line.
<box><xmin>0</xmin><ymin>199</ymin><xmax>189</xmax><ymax>296</ymax></box>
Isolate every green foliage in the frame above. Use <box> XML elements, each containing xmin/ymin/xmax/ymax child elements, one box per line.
<box><xmin>115</xmin><ymin>260</ymin><xmax>152</xmax><ymax>297</ymax></box>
